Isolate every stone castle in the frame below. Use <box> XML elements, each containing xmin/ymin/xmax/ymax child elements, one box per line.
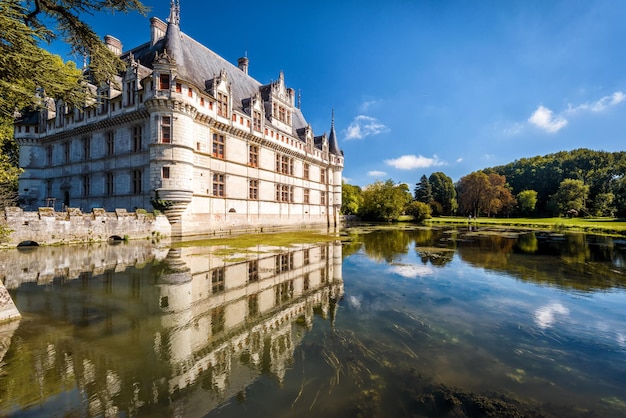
<box><xmin>13</xmin><ymin>1</ymin><xmax>343</xmax><ymax>238</ymax></box>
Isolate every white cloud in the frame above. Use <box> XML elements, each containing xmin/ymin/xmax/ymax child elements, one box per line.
<box><xmin>342</xmin><ymin>176</ymin><xmax>352</xmax><ymax>183</ymax></box>
<box><xmin>384</xmin><ymin>154</ymin><xmax>445</xmax><ymax>170</ymax></box>
<box><xmin>344</xmin><ymin>115</ymin><xmax>389</xmax><ymax>140</ymax></box>
<box><xmin>567</xmin><ymin>91</ymin><xmax>626</xmax><ymax>113</ymax></box>
<box><xmin>456</xmin><ymin>157</ymin><xmax>463</xmax><ymax>163</ymax></box>
<box><xmin>359</xmin><ymin>99</ymin><xmax>382</xmax><ymax>112</ymax></box>
<box><xmin>367</xmin><ymin>170</ymin><xmax>387</xmax><ymax>177</ymax></box>
<box><xmin>503</xmin><ymin>122</ymin><xmax>524</xmax><ymax>136</ymax></box>
<box><xmin>528</xmin><ymin>105</ymin><xmax>568</xmax><ymax>133</ymax></box>
<box><xmin>528</xmin><ymin>91</ymin><xmax>625</xmax><ymax>134</ymax></box>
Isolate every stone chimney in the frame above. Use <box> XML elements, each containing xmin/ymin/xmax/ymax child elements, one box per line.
<box><xmin>104</xmin><ymin>35</ymin><xmax>122</xmax><ymax>55</ymax></box>
<box><xmin>150</xmin><ymin>17</ymin><xmax>167</xmax><ymax>46</ymax></box>
<box><xmin>237</xmin><ymin>56</ymin><xmax>249</xmax><ymax>75</ymax></box>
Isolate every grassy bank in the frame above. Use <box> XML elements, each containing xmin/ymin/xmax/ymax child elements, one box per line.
<box><xmin>425</xmin><ymin>216</ymin><xmax>626</xmax><ymax>236</ymax></box>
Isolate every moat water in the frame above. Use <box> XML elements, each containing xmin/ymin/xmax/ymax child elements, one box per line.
<box><xmin>1</xmin><ymin>226</ymin><xmax>625</xmax><ymax>417</ymax></box>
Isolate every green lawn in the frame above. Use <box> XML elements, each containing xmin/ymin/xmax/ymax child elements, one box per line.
<box><xmin>424</xmin><ymin>216</ymin><xmax>626</xmax><ymax>236</ymax></box>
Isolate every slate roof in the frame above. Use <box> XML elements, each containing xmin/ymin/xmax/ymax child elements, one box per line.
<box><xmin>123</xmin><ymin>14</ymin><xmax>323</xmax><ymax>149</ymax></box>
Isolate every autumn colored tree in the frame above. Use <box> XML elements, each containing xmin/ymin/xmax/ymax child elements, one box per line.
<box><xmin>456</xmin><ymin>172</ymin><xmax>490</xmax><ymax>217</ymax></box>
<box><xmin>485</xmin><ymin>173</ymin><xmax>516</xmax><ymax>217</ymax></box>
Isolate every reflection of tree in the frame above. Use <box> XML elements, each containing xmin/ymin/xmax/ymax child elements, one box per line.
<box><xmin>516</xmin><ymin>233</ymin><xmax>538</xmax><ymax>253</ymax></box>
<box><xmin>457</xmin><ymin>231</ymin><xmax>626</xmax><ymax>291</ymax></box>
<box><xmin>456</xmin><ymin>235</ymin><xmax>516</xmax><ymax>271</ymax></box>
<box><xmin>361</xmin><ymin>229</ymin><xmax>412</xmax><ymax>263</ymax></box>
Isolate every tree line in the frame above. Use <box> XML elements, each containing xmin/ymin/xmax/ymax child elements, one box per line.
<box><xmin>342</xmin><ymin>149</ymin><xmax>626</xmax><ymax>221</ymax></box>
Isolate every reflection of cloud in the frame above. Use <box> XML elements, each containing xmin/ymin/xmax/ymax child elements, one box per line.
<box><xmin>534</xmin><ymin>302</ymin><xmax>570</xmax><ymax>329</ymax></box>
<box><xmin>390</xmin><ymin>264</ymin><xmax>433</xmax><ymax>278</ymax></box>
<box><xmin>347</xmin><ymin>295</ymin><xmax>362</xmax><ymax>309</ymax></box>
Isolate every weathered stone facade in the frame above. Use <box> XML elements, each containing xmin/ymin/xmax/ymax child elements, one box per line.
<box><xmin>1</xmin><ymin>207</ymin><xmax>170</xmax><ymax>247</ymax></box>
<box><xmin>14</xmin><ymin>1</ymin><xmax>343</xmax><ymax>239</ymax></box>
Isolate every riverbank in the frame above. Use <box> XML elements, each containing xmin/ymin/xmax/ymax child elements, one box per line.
<box><xmin>424</xmin><ymin>216</ymin><xmax>626</xmax><ymax>236</ymax></box>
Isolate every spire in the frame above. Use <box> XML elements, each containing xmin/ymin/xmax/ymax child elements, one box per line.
<box><xmin>328</xmin><ymin>109</ymin><xmax>342</xmax><ymax>156</ymax></box>
<box><xmin>163</xmin><ymin>0</ymin><xmax>183</xmax><ymax>63</ymax></box>
<box><xmin>168</xmin><ymin>0</ymin><xmax>180</xmax><ymax>26</ymax></box>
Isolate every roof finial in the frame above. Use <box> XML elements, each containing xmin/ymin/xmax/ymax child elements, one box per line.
<box><xmin>168</xmin><ymin>0</ymin><xmax>180</xmax><ymax>26</ymax></box>
<box><xmin>298</xmin><ymin>89</ymin><xmax>301</xmax><ymax>109</ymax></box>
<box><xmin>331</xmin><ymin>108</ymin><xmax>335</xmax><ymax>128</ymax></box>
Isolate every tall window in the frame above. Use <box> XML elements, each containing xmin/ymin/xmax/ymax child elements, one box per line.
<box><xmin>105</xmin><ymin>172</ymin><xmax>114</xmax><ymax>196</ymax></box>
<box><xmin>249</xmin><ymin>145</ymin><xmax>258</xmax><ymax>167</ymax></box>
<box><xmin>217</xmin><ymin>92</ymin><xmax>228</xmax><ymax>117</ymax></box>
<box><xmin>188</xmin><ymin>87</ymin><xmax>193</xmax><ymax>97</ymax></box>
<box><xmin>253</xmin><ymin>110</ymin><xmax>262</xmax><ymax>131</ymax></box>
<box><xmin>213</xmin><ymin>173</ymin><xmax>225</xmax><ymax>197</ymax></box>
<box><xmin>275</xmin><ymin>184</ymin><xmax>293</xmax><ymax>202</ymax></box>
<box><xmin>175</xmin><ymin>83</ymin><xmax>182</xmax><ymax>93</ymax></box>
<box><xmin>81</xmin><ymin>137</ymin><xmax>90</xmax><ymax>160</ymax></box>
<box><xmin>161</xmin><ymin>116</ymin><xmax>171</xmax><ymax>143</ymax></box>
<box><xmin>106</xmin><ymin>131</ymin><xmax>115</xmax><ymax>155</ymax></box>
<box><xmin>213</xmin><ymin>134</ymin><xmax>225</xmax><ymax>158</ymax></box>
<box><xmin>275</xmin><ymin>154</ymin><xmax>293</xmax><ymax>175</ymax></box>
<box><xmin>63</xmin><ymin>141</ymin><xmax>70</xmax><ymax>163</ymax></box>
<box><xmin>159</xmin><ymin>74</ymin><xmax>170</xmax><ymax>90</ymax></box>
<box><xmin>126</xmin><ymin>80</ymin><xmax>136</xmax><ymax>105</ymax></box>
<box><xmin>303</xmin><ymin>163</ymin><xmax>309</xmax><ymax>180</ymax></box>
<box><xmin>248</xmin><ymin>260</ymin><xmax>259</xmax><ymax>282</ymax></box>
<box><xmin>132</xmin><ymin>169</ymin><xmax>142</xmax><ymax>194</ymax></box>
<box><xmin>320</xmin><ymin>190</ymin><xmax>326</xmax><ymax>205</ymax></box>
<box><xmin>304</xmin><ymin>188</ymin><xmax>310</xmax><ymax>204</ymax></box>
<box><xmin>162</xmin><ymin>166</ymin><xmax>170</xmax><ymax>179</ymax></box>
<box><xmin>46</xmin><ymin>145</ymin><xmax>52</xmax><ymax>165</ymax></box>
<box><xmin>211</xmin><ymin>268</ymin><xmax>225</xmax><ymax>293</ymax></box>
<box><xmin>249</xmin><ymin>179</ymin><xmax>258</xmax><ymax>200</ymax></box>
<box><xmin>273</xmin><ymin>103</ymin><xmax>291</xmax><ymax>124</ymax></box>
<box><xmin>133</xmin><ymin>126</ymin><xmax>142</xmax><ymax>152</ymax></box>
<box><xmin>321</xmin><ymin>169</ymin><xmax>326</xmax><ymax>184</ymax></box>
<box><xmin>82</xmin><ymin>175</ymin><xmax>90</xmax><ymax>196</ymax></box>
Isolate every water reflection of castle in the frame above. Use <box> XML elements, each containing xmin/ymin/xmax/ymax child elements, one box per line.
<box><xmin>0</xmin><ymin>240</ymin><xmax>343</xmax><ymax>417</ymax></box>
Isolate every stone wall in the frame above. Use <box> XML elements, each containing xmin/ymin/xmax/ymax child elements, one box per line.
<box><xmin>1</xmin><ymin>207</ymin><xmax>171</xmax><ymax>248</ymax></box>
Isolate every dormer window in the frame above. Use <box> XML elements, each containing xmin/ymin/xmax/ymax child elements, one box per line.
<box><xmin>253</xmin><ymin>111</ymin><xmax>262</xmax><ymax>132</ymax></box>
<box><xmin>273</xmin><ymin>103</ymin><xmax>290</xmax><ymax>124</ymax></box>
<box><xmin>126</xmin><ymin>80</ymin><xmax>136</xmax><ymax>106</ymax></box>
<box><xmin>159</xmin><ymin>74</ymin><xmax>170</xmax><ymax>90</ymax></box>
<box><xmin>217</xmin><ymin>92</ymin><xmax>228</xmax><ymax>117</ymax></box>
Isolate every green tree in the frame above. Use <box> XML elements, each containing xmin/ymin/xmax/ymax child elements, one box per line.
<box><xmin>0</xmin><ymin>0</ymin><xmax>148</xmax><ymax>116</ymax></box>
<box><xmin>360</xmin><ymin>179</ymin><xmax>410</xmax><ymax>222</ymax></box>
<box><xmin>414</xmin><ymin>174</ymin><xmax>433</xmax><ymax>203</ymax></box>
<box><xmin>341</xmin><ymin>182</ymin><xmax>363</xmax><ymax>215</ymax></box>
<box><xmin>516</xmin><ymin>190</ymin><xmax>538</xmax><ymax>216</ymax></box>
<box><xmin>429</xmin><ymin>171</ymin><xmax>457</xmax><ymax>215</ymax></box>
<box><xmin>592</xmin><ymin>192</ymin><xmax>615</xmax><ymax>217</ymax></box>
<box><xmin>549</xmin><ymin>178</ymin><xmax>589</xmax><ymax>216</ymax></box>
<box><xmin>405</xmin><ymin>200</ymin><xmax>432</xmax><ymax>223</ymax></box>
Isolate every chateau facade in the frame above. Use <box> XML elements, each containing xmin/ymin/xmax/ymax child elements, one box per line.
<box><xmin>14</xmin><ymin>2</ymin><xmax>343</xmax><ymax>238</ymax></box>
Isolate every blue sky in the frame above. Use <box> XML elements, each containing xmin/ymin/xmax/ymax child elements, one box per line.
<box><xmin>47</xmin><ymin>0</ymin><xmax>626</xmax><ymax>187</ymax></box>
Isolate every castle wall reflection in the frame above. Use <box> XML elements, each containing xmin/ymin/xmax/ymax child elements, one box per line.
<box><xmin>0</xmin><ymin>240</ymin><xmax>343</xmax><ymax>417</ymax></box>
